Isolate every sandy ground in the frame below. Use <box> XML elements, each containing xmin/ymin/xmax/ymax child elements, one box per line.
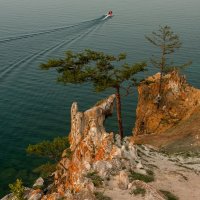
<box><xmin>99</xmin><ymin>145</ymin><xmax>200</xmax><ymax>200</ymax></box>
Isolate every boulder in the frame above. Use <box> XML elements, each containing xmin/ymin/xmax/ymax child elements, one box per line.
<box><xmin>33</xmin><ymin>177</ymin><xmax>44</xmax><ymax>188</ymax></box>
<box><xmin>117</xmin><ymin>171</ymin><xmax>129</xmax><ymax>190</ymax></box>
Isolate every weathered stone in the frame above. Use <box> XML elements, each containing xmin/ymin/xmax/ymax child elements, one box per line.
<box><xmin>115</xmin><ymin>134</ymin><xmax>122</xmax><ymax>147</ymax></box>
<box><xmin>27</xmin><ymin>189</ymin><xmax>43</xmax><ymax>200</ymax></box>
<box><xmin>117</xmin><ymin>171</ymin><xmax>129</xmax><ymax>190</ymax></box>
<box><xmin>93</xmin><ymin>160</ymin><xmax>112</xmax><ymax>178</ymax></box>
<box><xmin>1</xmin><ymin>193</ymin><xmax>14</xmax><ymax>200</ymax></box>
<box><xmin>53</xmin><ymin>95</ymin><xmax>118</xmax><ymax>196</ymax></box>
<box><xmin>38</xmin><ymin>94</ymin><xmax>143</xmax><ymax>199</ymax></box>
<box><xmin>41</xmin><ymin>192</ymin><xmax>62</xmax><ymax>200</ymax></box>
<box><xmin>74</xmin><ymin>190</ymin><xmax>96</xmax><ymax>200</ymax></box>
<box><xmin>33</xmin><ymin>177</ymin><xmax>44</xmax><ymax>188</ymax></box>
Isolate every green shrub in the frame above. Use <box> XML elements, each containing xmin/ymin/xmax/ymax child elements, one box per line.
<box><xmin>26</xmin><ymin>136</ymin><xmax>70</xmax><ymax>161</ymax></box>
<box><xmin>9</xmin><ymin>179</ymin><xmax>25</xmax><ymax>200</ymax></box>
<box><xmin>33</xmin><ymin>162</ymin><xmax>56</xmax><ymax>178</ymax></box>
<box><xmin>129</xmin><ymin>170</ymin><xmax>154</xmax><ymax>183</ymax></box>
<box><xmin>160</xmin><ymin>190</ymin><xmax>179</xmax><ymax>200</ymax></box>
<box><xmin>26</xmin><ymin>136</ymin><xmax>70</xmax><ymax>178</ymax></box>
<box><xmin>130</xmin><ymin>186</ymin><xmax>146</xmax><ymax>196</ymax></box>
<box><xmin>86</xmin><ymin>172</ymin><xmax>104</xmax><ymax>187</ymax></box>
<box><xmin>94</xmin><ymin>192</ymin><xmax>112</xmax><ymax>200</ymax></box>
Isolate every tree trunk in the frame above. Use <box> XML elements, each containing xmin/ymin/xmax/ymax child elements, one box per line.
<box><xmin>115</xmin><ymin>87</ymin><xmax>124</xmax><ymax>139</ymax></box>
<box><xmin>157</xmin><ymin>71</ymin><xmax>163</xmax><ymax>109</ymax></box>
<box><xmin>157</xmin><ymin>43</ymin><xmax>166</xmax><ymax>109</ymax></box>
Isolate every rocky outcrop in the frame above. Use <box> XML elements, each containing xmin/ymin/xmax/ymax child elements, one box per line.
<box><xmin>5</xmin><ymin>89</ymin><xmax>200</xmax><ymax>200</ymax></box>
<box><xmin>133</xmin><ymin>71</ymin><xmax>200</xmax><ymax>137</ymax></box>
<box><xmin>50</xmin><ymin>94</ymin><xmax>140</xmax><ymax>199</ymax></box>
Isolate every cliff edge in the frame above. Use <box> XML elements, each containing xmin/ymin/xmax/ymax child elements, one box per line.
<box><xmin>133</xmin><ymin>71</ymin><xmax>200</xmax><ymax>151</ymax></box>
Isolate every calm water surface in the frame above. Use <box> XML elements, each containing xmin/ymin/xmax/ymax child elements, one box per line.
<box><xmin>0</xmin><ymin>0</ymin><xmax>200</xmax><ymax>196</ymax></box>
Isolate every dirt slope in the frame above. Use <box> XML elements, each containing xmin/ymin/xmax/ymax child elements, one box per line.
<box><xmin>133</xmin><ymin>107</ymin><xmax>200</xmax><ymax>153</ymax></box>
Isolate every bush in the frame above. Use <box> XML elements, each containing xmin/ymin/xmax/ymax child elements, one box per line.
<box><xmin>26</xmin><ymin>136</ymin><xmax>70</xmax><ymax>161</ymax></box>
<box><xmin>33</xmin><ymin>162</ymin><xmax>56</xmax><ymax>178</ymax></box>
<box><xmin>9</xmin><ymin>179</ymin><xmax>25</xmax><ymax>200</ymax></box>
<box><xmin>130</xmin><ymin>186</ymin><xmax>146</xmax><ymax>196</ymax></box>
<box><xmin>160</xmin><ymin>190</ymin><xmax>179</xmax><ymax>200</ymax></box>
<box><xmin>94</xmin><ymin>192</ymin><xmax>112</xmax><ymax>200</ymax></box>
<box><xmin>86</xmin><ymin>172</ymin><xmax>104</xmax><ymax>187</ymax></box>
<box><xmin>26</xmin><ymin>136</ymin><xmax>71</xmax><ymax>178</ymax></box>
<box><xmin>129</xmin><ymin>170</ymin><xmax>154</xmax><ymax>183</ymax></box>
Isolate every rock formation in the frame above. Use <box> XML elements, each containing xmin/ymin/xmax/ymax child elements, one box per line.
<box><xmin>51</xmin><ymin>94</ymin><xmax>141</xmax><ymax>199</ymax></box>
<box><xmin>133</xmin><ymin>71</ymin><xmax>200</xmax><ymax>137</ymax></box>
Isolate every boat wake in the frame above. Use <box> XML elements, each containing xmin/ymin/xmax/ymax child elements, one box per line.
<box><xmin>0</xmin><ymin>16</ymin><xmax>105</xmax><ymax>44</ymax></box>
<box><xmin>0</xmin><ymin>16</ymin><xmax>105</xmax><ymax>80</ymax></box>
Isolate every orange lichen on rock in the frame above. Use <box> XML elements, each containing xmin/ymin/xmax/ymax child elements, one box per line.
<box><xmin>37</xmin><ymin>94</ymin><xmax>140</xmax><ymax>200</ymax></box>
<box><xmin>53</xmin><ymin>95</ymin><xmax>118</xmax><ymax>197</ymax></box>
<box><xmin>95</xmin><ymin>134</ymin><xmax>114</xmax><ymax>161</ymax></box>
<box><xmin>133</xmin><ymin>71</ymin><xmax>200</xmax><ymax>137</ymax></box>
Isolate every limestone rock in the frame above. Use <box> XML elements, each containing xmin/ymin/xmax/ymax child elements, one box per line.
<box><xmin>26</xmin><ymin>189</ymin><xmax>43</xmax><ymax>200</ymax></box>
<box><xmin>33</xmin><ymin>177</ymin><xmax>44</xmax><ymax>188</ymax></box>
<box><xmin>41</xmin><ymin>192</ymin><xmax>62</xmax><ymax>200</ymax></box>
<box><xmin>48</xmin><ymin>94</ymin><xmax>144</xmax><ymax>199</ymax></box>
<box><xmin>133</xmin><ymin>71</ymin><xmax>200</xmax><ymax>136</ymax></box>
<box><xmin>1</xmin><ymin>193</ymin><xmax>14</xmax><ymax>200</ymax></box>
<box><xmin>93</xmin><ymin>160</ymin><xmax>113</xmax><ymax>178</ymax></box>
<box><xmin>54</xmin><ymin>95</ymin><xmax>118</xmax><ymax>196</ymax></box>
<box><xmin>74</xmin><ymin>190</ymin><xmax>96</xmax><ymax>200</ymax></box>
<box><xmin>117</xmin><ymin>171</ymin><xmax>129</xmax><ymax>190</ymax></box>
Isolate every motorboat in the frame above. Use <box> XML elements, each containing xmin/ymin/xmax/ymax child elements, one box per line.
<box><xmin>107</xmin><ymin>10</ymin><xmax>113</xmax><ymax>17</ymax></box>
<box><xmin>103</xmin><ymin>10</ymin><xmax>113</xmax><ymax>20</ymax></box>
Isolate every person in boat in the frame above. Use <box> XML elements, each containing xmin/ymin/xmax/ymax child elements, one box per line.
<box><xmin>108</xmin><ymin>10</ymin><xmax>113</xmax><ymax>16</ymax></box>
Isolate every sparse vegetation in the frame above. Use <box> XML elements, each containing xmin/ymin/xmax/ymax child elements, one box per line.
<box><xmin>33</xmin><ymin>162</ymin><xmax>57</xmax><ymax>178</ymax></box>
<box><xmin>86</xmin><ymin>172</ymin><xmax>104</xmax><ymax>187</ymax></box>
<box><xmin>146</xmin><ymin>169</ymin><xmax>154</xmax><ymax>176</ymax></box>
<box><xmin>130</xmin><ymin>186</ymin><xmax>146</xmax><ymax>196</ymax></box>
<box><xmin>160</xmin><ymin>190</ymin><xmax>179</xmax><ymax>200</ymax></box>
<box><xmin>9</xmin><ymin>179</ymin><xmax>25</xmax><ymax>200</ymax></box>
<box><xmin>161</xmin><ymin>150</ymin><xmax>200</xmax><ymax>159</ymax></box>
<box><xmin>129</xmin><ymin>170</ymin><xmax>154</xmax><ymax>183</ymax></box>
<box><xmin>94</xmin><ymin>192</ymin><xmax>112</xmax><ymax>200</ymax></box>
<box><xmin>26</xmin><ymin>136</ymin><xmax>70</xmax><ymax>178</ymax></box>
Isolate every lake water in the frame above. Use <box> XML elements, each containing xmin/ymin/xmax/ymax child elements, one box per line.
<box><xmin>0</xmin><ymin>0</ymin><xmax>200</xmax><ymax>196</ymax></box>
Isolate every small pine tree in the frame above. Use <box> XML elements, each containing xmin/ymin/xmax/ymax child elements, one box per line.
<box><xmin>26</xmin><ymin>136</ymin><xmax>70</xmax><ymax>162</ymax></box>
<box><xmin>40</xmin><ymin>49</ymin><xmax>147</xmax><ymax>138</ymax></box>
<box><xmin>26</xmin><ymin>136</ymin><xmax>70</xmax><ymax>177</ymax></box>
<box><xmin>9</xmin><ymin>179</ymin><xmax>25</xmax><ymax>200</ymax></box>
<box><xmin>85</xmin><ymin>50</ymin><xmax>147</xmax><ymax>138</ymax></box>
<box><xmin>40</xmin><ymin>50</ymin><xmax>92</xmax><ymax>84</ymax></box>
<box><xmin>145</xmin><ymin>25</ymin><xmax>191</xmax><ymax>107</ymax></box>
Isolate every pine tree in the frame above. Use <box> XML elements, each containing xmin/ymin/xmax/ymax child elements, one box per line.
<box><xmin>40</xmin><ymin>49</ymin><xmax>147</xmax><ymax>139</ymax></box>
<box><xmin>26</xmin><ymin>136</ymin><xmax>70</xmax><ymax>178</ymax></box>
<box><xmin>145</xmin><ymin>25</ymin><xmax>191</xmax><ymax>107</ymax></box>
<box><xmin>84</xmin><ymin>50</ymin><xmax>147</xmax><ymax>139</ymax></box>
